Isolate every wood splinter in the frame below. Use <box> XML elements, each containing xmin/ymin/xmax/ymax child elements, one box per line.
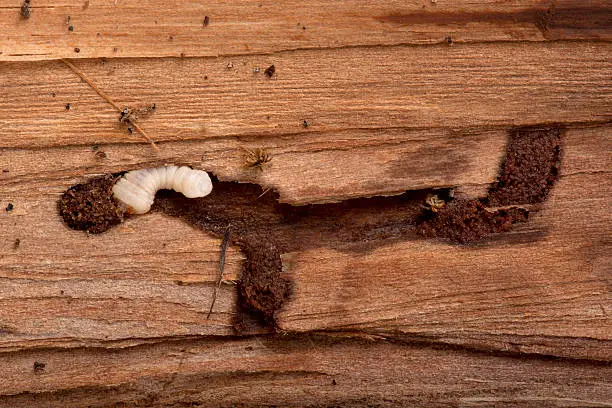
<box><xmin>207</xmin><ymin>227</ymin><xmax>231</xmax><ymax>319</ymax></box>
<box><xmin>60</xmin><ymin>58</ymin><xmax>160</xmax><ymax>151</ymax></box>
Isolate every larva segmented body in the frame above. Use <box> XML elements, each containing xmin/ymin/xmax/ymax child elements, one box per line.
<box><xmin>112</xmin><ymin>166</ymin><xmax>213</xmax><ymax>214</ymax></box>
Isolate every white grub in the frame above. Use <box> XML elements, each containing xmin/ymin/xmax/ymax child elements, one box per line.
<box><xmin>112</xmin><ymin>166</ymin><xmax>213</xmax><ymax>214</ymax></box>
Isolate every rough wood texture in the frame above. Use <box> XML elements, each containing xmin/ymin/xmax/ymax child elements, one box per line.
<box><xmin>1</xmin><ymin>127</ymin><xmax>509</xmax><ymax>205</ymax></box>
<box><xmin>1</xmin><ymin>0</ymin><xmax>610</xmax><ymax>61</ymax></box>
<box><xmin>0</xmin><ymin>128</ymin><xmax>503</xmax><ymax>348</ymax></box>
<box><xmin>1</xmin><ymin>42</ymin><xmax>610</xmax><ymax>150</ymax></box>
<box><xmin>0</xmin><ymin>336</ymin><xmax>610</xmax><ymax>408</ymax></box>
<box><xmin>0</xmin><ymin>0</ymin><xmax>611</xmax><ymax>406</ymax></box>
<box><xmin>277</xmin><ymin>127</ymin><xmax>612</xmax><ymax>360</ymax></box>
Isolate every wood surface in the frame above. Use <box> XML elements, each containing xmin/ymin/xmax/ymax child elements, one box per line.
<box><xmin>0</xmin><ymin>0</ymin><xmax>611</xmax><ymax>406</ymax></box>
<box><xmin>0</xmin><ymin>336</ymin><xmax>611</xmax><ymax>408</ymax></box>
<box><xmin>1</xmin><ymin>42</ymin><xmax>611</xmax><ymax>150</ymax></box>
<box><xmin>1</xmin><ymin>0</ymin><xmax>610</xmax><ymax>61</ymax></box>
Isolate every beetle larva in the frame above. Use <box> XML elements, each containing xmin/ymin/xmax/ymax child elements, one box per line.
<box><xmin>112</xmin><ymin>166</ymin><xmax>213</xmax><ymax>214</ymax></box>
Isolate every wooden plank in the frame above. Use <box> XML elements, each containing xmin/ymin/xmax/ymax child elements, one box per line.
<box><xmin>0</xmin><ymin>215</ymin><xmax>245</xmax><ymax>350</ymax></box>
<box><xmin>0</xmin><ymin>336</ymin><xmax>610</xmax><ymax>407</ymax></box>
<box><xmin>0</xmin><ymin>127</ymin><xmax>508</xmax><ymax>204</ymax></box>
<box><xmin>1</xmin><ymin>0</ymin><xmax>610</xmax><ymax>61</ymax></box>
<box><xmin>0</xmin><ymin>2</ymin><xmax>609</xmax><ymax>404</ymax></box>
<box><xmin>1</xmin><ymin>125</ymin><xmax>609</xmax><ymax>357</ymax></box>
<box><xmin>276</xmin><ymin>126</ymin><xmax>612</xmax><ymax>360</ymax></box>
<box><xmin>1</xmin><ymin>41</ymin><xmax>610</xmax><ymax>149</ymax></box>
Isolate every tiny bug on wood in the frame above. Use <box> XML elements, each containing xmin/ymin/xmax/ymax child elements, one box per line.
<box><xmin>33</xmin><ymin>361</ymin><xmax>46</xmax><ymax>374</ymax></box>
<box><xmin>424</xmin><ymin>194</ymin><xmax>446</xmax><ymax>213</ymax></box>
<box><xmin>20</xmin><ymin>0</ymin><xmax>31</xmax><ymax>19</ymax></box>
<box><xmin>243</xmin><ymin>148</ymin><xmax>272</xmax><ymax>171</ymax></box>
<box><xmin>264</xmin><ymin>65</ymin><xmax>275</xmax><ymax>77</ymax></box>
<box><xmin>119</xmin><ymin>104</ymin><xmax>156</xmax><ymax>124</ymax></box>
<box><xmin>112</xmin><ymin>165</ymin><xmax>213</xmax><ymax>214</ymax></box>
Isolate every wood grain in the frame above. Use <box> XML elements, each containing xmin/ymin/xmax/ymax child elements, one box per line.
<box><xmin>0</xmin><ymin>127</ymin><xmax>508</xmax><ymax>205</ymax></box>
<box><xmin>1</xmin><ymin>3</ymin><xmax>611</xmax><ymax>402</ymax></box>
<box><xmin>0</xmin><ymin>41</ymin><xmax>610</xmax><ymax>150</ymax></box>
<box><xmin>276</xmin><ymin>126</ymin><xmax>612</xmax><ymax>360</ymax></box>
<box><xmin>0</xmin><ymin>336</ymin><xmax>610</xmax><ymax>407</ymax></box>
<box><xmin>0</xmin><ymin>127</ymin><xmax>505</xmax><ymax>347</ymax></box>
<box><xmin>1</xmin><ymin>125</ymin><xmax>609</xmax><ymax>358</ymax></box>
<box><xmin>1</xmin><ymin>0</ymin><xmax>610</xmax><ymax>61</ymax></box>
<box><xmin>0</xmin><ymin>205</ymin><xmax>246</xmax><ymax>349</ymax></box>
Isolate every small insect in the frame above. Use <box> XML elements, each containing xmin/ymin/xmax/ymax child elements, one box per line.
<box><xmin>112</xmin><ymin>165</ymin><xmax>213</xmax><ymax>214</ymax></box>
<box><xmin>424</xmin><ymin>194</ymin><xmax>446</xmax><ymax>213</ymax></box>
<box><xmin>20</xmin><ymin>0</ymin><xmax>31</xmax><ymax>19</ymax></box>
<box><xmin>33</xmin><ymin>361</ymin><xmax>46</xmax><ymax>374</ymax></box>
<box><xmin>207</xmin><ymin>227</ymin><xmax>230</xmax><ymax>319</ymax></box>
<box><xmin>203</xmin><ymin>16</ymin><xmax>210</xmax><ymax>27</ymax></box>
<box><xmin>243</xmin><ymin>148</ymin><xmax>272</xmax><ymax>171</ymax></box>
<box><xmin>5</xmin><ymin>203</ymin><xmax>14</xmax><ymax>212</ymax></box>
<box><xmin>119</xmin><ymin>108</ymin><xmax>130</xmax><ymax>123</ymax></box>
<box><xmin>264</xmin><ymin>64</ymin><xmax>275</xmax><ymax>78</ymax></box>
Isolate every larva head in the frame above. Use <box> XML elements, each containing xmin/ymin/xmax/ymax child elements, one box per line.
<box><xmin>180</xmin><ymin>169</ymin><xmax>213</xmax><ymax>198</ymax></box>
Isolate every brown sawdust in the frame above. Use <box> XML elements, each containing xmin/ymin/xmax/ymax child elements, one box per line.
<box><xmin>58</xmin><ymin>174</ymin><xmax>125</xmax><ymax>234</ymax></box>
<box><xmin>486</xmin><ymin>125</ymin><xmax>562</xmax><ymax>206</ymax></box>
